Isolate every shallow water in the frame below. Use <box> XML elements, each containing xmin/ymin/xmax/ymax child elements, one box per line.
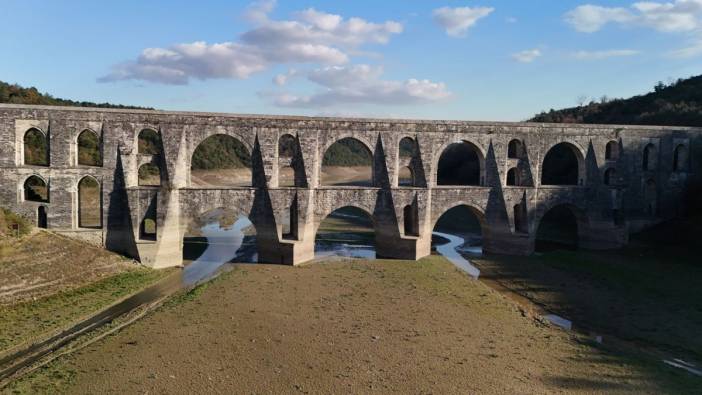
<box><xmin>432</xmin><ymin>231</ymin><xmax>481</xmax><ymax>278</ymax></box>
<box><xmin>182</xmin><ymin>217</ymin><xmax>256</xmax><ymax>286</ymax></box>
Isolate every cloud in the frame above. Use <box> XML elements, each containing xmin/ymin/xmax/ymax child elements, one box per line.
<box><xmin>565</xmin><ymin>1</ymin><xmax>702</xmax><ymax>33</ymax></box>
<box><xmin>263</xmin><ymin>64</ymin><xmax>451</xmax><ymax>108</ymax></box>
<box><xmin>668</xmin><ymin>38</ymin><xmax>702</xmax><ymax>57</ymax></box>
<box><xmin>571</xmin><ymin>49</ymin><xmax>640</xmax><ymax>59</ymax></box>
<box><xmin>511</xmin><ymin>49</ymin><xmax>542</xmax><ymax>63</ymax></box>
<box><xmin>99</xmin><ymin>3</ymin><xmax>402</xmax><ymax>84</ymax></box>
<box><xmin>273</xmin><ymin>69</ymin><xmax>299</xmax><ymax>86</ymax></box>
<box><xmin>432</xmin><ymin>6</ymin><xmax>494</xmax><ymax>37</ymax></box>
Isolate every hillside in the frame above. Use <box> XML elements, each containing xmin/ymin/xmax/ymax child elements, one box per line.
<box><xmin>0</xmin><ymin>80</ymin><xmax>152</xmax><ymax>110</ymax></box>
<box><xmin>531</xmin><ymin>75</ymin><xmax>702</xmax><ymax>127</ymax></box>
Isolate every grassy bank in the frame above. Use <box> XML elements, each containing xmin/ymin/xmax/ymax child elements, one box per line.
<box><xmin>0</xmin><ymin>268</ymin><xmax>169</xmax><ymax>353</ymax></box>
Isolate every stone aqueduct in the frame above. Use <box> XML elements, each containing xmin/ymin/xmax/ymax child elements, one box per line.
<box><xmin>0</xmin><ymin>104</ymin><xmax>698</xmax><ymax>268</ymax></box>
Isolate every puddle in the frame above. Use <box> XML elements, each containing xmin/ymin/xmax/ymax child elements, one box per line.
<box><xmin>543</xmin><ymin>314</ymin><xmax>573</xmax><ymax>330</ymax></box>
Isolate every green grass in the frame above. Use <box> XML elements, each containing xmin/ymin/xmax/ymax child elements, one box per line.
<box><xmin>0</xmin><ymin>268</ymin><xmax>169</xmax><ymax>353</ymax></box>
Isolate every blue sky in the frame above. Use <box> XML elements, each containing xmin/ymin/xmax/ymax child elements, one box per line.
<box><xmin>1</xmin><ymin>0</ymin><xmax>701</xmax><ymax>121</ymax></box>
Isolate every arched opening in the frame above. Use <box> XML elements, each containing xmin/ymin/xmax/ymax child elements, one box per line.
<box><xmin>398</xmin><ymin>166</ymin><xmax>414</xmax><ymax>187</ymax></box>
<box><xmin>140</xmin><ymin>196</ymin><xmax>157</xmax><ymax>241</ymax></box>
<box><xmin>403</xmin><ymin>204</ymin><xmax>419</xmax><ymax>237</ymax></box>
<box><xmin>315</xmin><ymin>206</ymin><xmax>375</xmax><ymax>259</ymax></box>
<box><xmin>437</xmin><ymin>142</ymin><xmax>483</xmax><ymax>186</ymax></box>
<box><xmin>399</xmin><ymin>137</ymin><xmax>416</xmax><ymax>158</ymax></box>
<box><xmin>432</xmin><ymin>205</ymin><xmax>484</xmax><ymax>277</ymax></box>
<box><xmin>541</xmin><ymin>143</ymin><xmax>581</xmax><ymax>186</ymax></box>
<box><xmin>138</xmin><ymin>163</ymin><xmax>161</xmax><ymax>186</ymax></box>
<box><xmin>138</xmin><ymin>129</ymin><xmax>161</xmax><ymax>155</ymax></box>
<box><xmin>24</xmin><ymin>128</ymin><xmax>49</xmax><ymax>166</ymax></box>
<box><xmin>24</xmin><ymin>175</ymin><xmax>49</xmax><ymax>203</ymax></box>
<box><xmin>605</xmin><ymin>141</ymin><xmax>619</xmax><ymax>161</ymax></box>
<box><xmin>644</xmin><ymin>179</ymin><xmax>657</xmax><ymax>216</ymax></box>
<box><xmin>37</xmin><ymin>206</ymin><xmax>47</xmax><ymax>229</ymax></box>
<box><xmin>191</xmin><ymin>134</ymin><xmax>252</xmax><ymax>187</ymax></box>
<box><xmin>513</xmin><ymin>203</ymin><xmax>528</xmax><ymax>234</ymax></box>
<box><xmin>643</xmin><ymin>144</ymin><xmax>657</xmax><ymax>171</ymax></box>
<box><xmin>281</xmin><ymin>195</ymin><xmax>299</xmax><ymax>240</ymax></box>
<box><xmin>77</xmin><ymin>130</ymin><xmax>101</xmax><ymax>166</ymax></box>
<box><xmin>603</xmin><ymin>168</ymin><xmax>616</xmax><ymax>186</ymax></box>
<box><xmin>278</xmin><ymin>134</ymin><xmax>300</xmax><ymax>187</ymax></box>
<box><xmin>182</xmin><ymin>208</ymin><xmax>257</xmax><ymax>285</ymax></box>
<box><xmin>78</xmin><ymin>176</ymin><xmax>101</xmax><ymax>228</ymax></box>
<box><xmin>535</xmin><ymin>205</ymin><xmax>580</xmax><ymax>252</ymax></box>
<box><xmin>508</xmin><ymin>139</ymin><xmax>522</xmax><ymax>159</ymax></box>
<box><xmin>321</xmin><ymin>138</ymin><xmax>373</xmax><ymax>187</ymax></box>
<box><xmin>506</xmin><ymin>167</ymin><xmax>520</xmax><ymax>186</ymax></box>
<box><xmin>432</xmin><ymin>205</ymin><xmax>483</xmax><ymax>252</ymax></box>
<box><xmin>673</xmin><ymin>144</ymin><xmax>688</xmax><ymax>172</ymax></box>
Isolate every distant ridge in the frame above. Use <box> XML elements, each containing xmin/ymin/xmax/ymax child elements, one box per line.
<box><xmin>0</xmin><ymin>80</ymin><xmax>153</xmax><ymax>110</ymax></box>
<box><xmin>531</xmin><ymin>75</ymin><xmax>702</xmax><ymax>127</ymax></box>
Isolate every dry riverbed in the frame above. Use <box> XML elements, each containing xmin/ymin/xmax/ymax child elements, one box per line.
<box><xmin>6</xmin><ymin>256</ymin><xmax>698</xmax><ymax>394</ymax></box>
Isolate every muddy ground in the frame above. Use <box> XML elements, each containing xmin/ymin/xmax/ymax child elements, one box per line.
<box><xmin>7</xmin><ymin>257</ymin><xmax>697</xmax><ymax>394</ymax></box>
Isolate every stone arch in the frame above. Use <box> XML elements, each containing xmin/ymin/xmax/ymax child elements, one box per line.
<box><xmin>603</xmin><ymin>167</ymin><xmax>616</xmax><ymax>186</ymax></box>
<box><xmin>77</xmin><ymin>129</ymin><xmax>102</xmax><ymax>166</ymax></box>
<box><xmin>313</xmin><ymin>205</ymin><xmax>376</xmax><ymax>257</ymax></box>
<box><xmin>508</xmin><ymin>139</ymin><xmax>523</xmax><ymax>159</ymax></box>
<box><xmin>321</xmin><ymin>137</ymin><xmax>374</xmax><ymax>186</ymax></box>
<box><xmin>431</xmin><ymin>202</ymin><xmax>487</xmax><ymax>231</ymax></box>
<box><xmin>77</xmin><ymin>175</ymin><xmax>102</xmax><ymax>228</ymax></box>
<box><xmin>673</xmin><ymin>144</ymin><xmax>688</xmax><ymax>172</ymax></box>
<box><xmin>533</xmin><ymin>203</ymin><xmax>589</xmax><ymax>251</ymax></box>
<box><xmin>436</xmin><ymin>140</ymin><xmax>486</xmax><ymax>186</ymax></box>
<box><xmin>137</xmin><ymin>128</ymin><xmax>162</xmax><ymax>155</ymax></box>
<box><xmin>605</xmin><ymin>140</ymin><xmax>619</xmax><ymax>161</ymax></box>
<box><xmin>513</xmin><ymin>202</ymin><xmax>528</xmax><ymax>234</ymax></box>
<box><xmin>541</xmin><ymin>142</ymin><xmax>585</xmax><ymax>186</ymax></box>
<box><xmin>23</xmin><ymin>175</ymin><xmax>49</xmax><ymax>202</ymax></box>
<box><xmin>190</xmin><ymin>134</ymin><xmax>252</xmax><ymax>187</ymax></box>
<box><xmin>643</xmin><ymin>143</ymin><xmax>657</xmax><ymax>171</ymax></box>
<box><xmin>506</xmin><ymin>167</ymin><xmax>520</xmax><ymax>186</ymax></box>
<box><xmin>278</xmin><ymin>133</ymin><xmax>306</xmax><ymax>187</ymax></box>
<box><xmin>138</xmin><ymin>163</ymin><xmax>161</xmax><ymax>186</ymax></box>
<box><xmin>24</xmin><ymin>127</ymin><xmax>49</xmax><ymax>166</ymax></box>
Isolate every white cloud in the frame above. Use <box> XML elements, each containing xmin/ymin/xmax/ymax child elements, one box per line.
<box><xmin>565</xmin><ymin>1</ymin><xmax>702</xmax><ymax>33</ymax></box>
<box><xmin>273</xmin><ymin>69</ymin><xmax>299</xmax><ymax>86</ymax></box>
<box><xmin>432</xmin><ymin>6</ymin><xmax>494</xmax><ymax>37</ymax></box>
<box><xmin>506</xmin><ymin>17</ymin><xmax>518</xmax><ymax>23</ymax></box>
<box><xmin>571</xmin><ymin>49</ymin><xmax>640</xmax><ymax>59</ymax></box>
<box><xmin>99</xmin><ymin>3</ymin><xmax>402</xmax><ymax>85</ymax></box>
<box><xmin>264</xmin><ymin>65</ymin><xmax>451</xmax><ymax>108</ymax></box>
<box><xmin>668</xmin><ymin>38</ymin><xmax>702</xmax><ymax>57</ymax></box>
<box><xmin>512</xmin><ymin>49</ymin><xmax>542</xmax><ymax>63</ymax></box>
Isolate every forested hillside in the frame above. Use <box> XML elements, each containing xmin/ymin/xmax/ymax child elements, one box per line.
<box><xmin>531</xmin><ymin>75</ymin><xmax>702</xmax><ymax>127</ymax></box>
<box><xmin>0</xmin><ymin>81</ymin><xmax>151</xmax><ymax>110</ymax></box>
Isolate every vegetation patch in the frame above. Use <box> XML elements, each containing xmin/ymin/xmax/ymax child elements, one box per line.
<box><xmin>0</xmin><ymin>268</ymin><xmax>168</xmax><ymax>353</ymax></box>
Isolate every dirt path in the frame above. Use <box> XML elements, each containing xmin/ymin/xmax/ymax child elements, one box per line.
<box><xmin>8</xmin><ymin>257</ymin><xmax>692</xmax><ymax>394</ymax></box>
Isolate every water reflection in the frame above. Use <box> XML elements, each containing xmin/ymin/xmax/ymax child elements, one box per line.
<box><xmin>182</xmin><ymin>217</ymin><xmax>257</xmax><ymax>286</ymax></box>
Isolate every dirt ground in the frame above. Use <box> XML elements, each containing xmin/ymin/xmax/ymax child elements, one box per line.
<box><xmin>8</xmin><ymin>257</ymin><xmax>695</xmax><ymax>394</ymax></box>
<box><xmin>190</xmin><ymin>166</ymin><xmax>373</xmax><ymax>187</ymax></box>
<box><xmin>0</xmin><ymin>231</ymin><xmax>133</xmax><ymax>305</ymax></box>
